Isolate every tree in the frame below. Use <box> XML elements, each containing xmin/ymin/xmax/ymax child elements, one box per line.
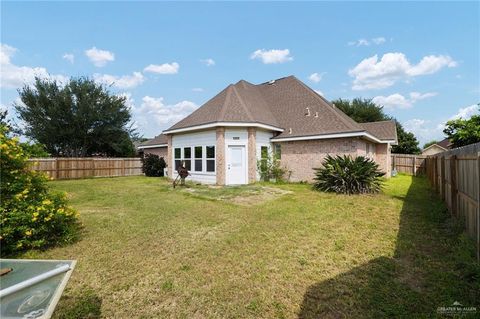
<box><xmin>443</xmin><ymin>105</ymin><xmax>480</xmax><ymax>147</ymax></box>
<box><xmin>15</xmin><ymin>77</ymin><xmax>135</xmax><ymax>157</ymax></box>
<box><xmin>333</xmin><ymin>98</ymin><xmax>421</xmax><ymax>154</ymax></box>
<box><xmin>333</xmin><ymin>98</ymin><xmax>387</xmax><ymax>122</ymax></box>
<box><xmin>423</xmin><ymin>140</ymin><xmax>439</xmax><ymax>149</ymax></box>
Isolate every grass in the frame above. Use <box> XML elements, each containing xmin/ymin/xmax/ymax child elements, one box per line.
<box><xmin>19</xmin><ymin>175</ymin><xmax>480</xmax><ymax>318</ymax></box>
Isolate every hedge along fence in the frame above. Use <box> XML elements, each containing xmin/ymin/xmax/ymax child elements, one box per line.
<box><xmin>28</xmin><ymin>157</ymin><xmax>143</xmax><ymax>180</ymax></box>
<box><xmin>426</xmin><ymin>142</ymin><xmax>480</xmax><ymax>260</ymax></box>
<box><xmin>391</xmin><ymin>154</ymin><xmax>427</xmax><ymax>175</ymax></box>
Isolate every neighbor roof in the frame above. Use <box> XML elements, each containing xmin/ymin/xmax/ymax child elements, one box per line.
<box><xmin>164</xmin><ymin>76</ymin><xmax>397</xmax><ymax>143</ymax></box>
<box><xmin>138</xmin><ymin>134</ymin><xmax>168</xmax><ymax>149</ymax></box>
<box><xmin>437</xmin><ymin>138</ymin><xmax>452</xmax><ymax>149</ymax></box>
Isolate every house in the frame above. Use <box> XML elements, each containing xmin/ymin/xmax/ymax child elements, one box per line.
<box><xmin>138</xmin><ymin>134</ymin><xmax>168</xmax><ymax>158</ymax></box>
<box><xmin>139</xmin><ymin>76</ymin><xmax>397</xmax><ymax>185</ymax></box>
<box><xmin>421</xmin><ymin>138</ymin><xmax>451</xmax><ymax>156</ymax></box>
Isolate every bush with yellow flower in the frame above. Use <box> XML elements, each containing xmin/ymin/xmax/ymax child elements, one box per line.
<box><xmin>1</xmin><ymin>125</ymin><xmax>79</xmax><ymax>256</ymax></box>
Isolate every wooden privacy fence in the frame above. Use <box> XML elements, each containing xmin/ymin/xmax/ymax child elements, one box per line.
<box><xmin>28</xmin><ymin>157</ymin><xmax>143</xmax><ymax>180</ymax></box>
<box><xmin>425</xmin><ymin>142</ymin><xmax>480</xmax><ymax>259</ymax></box>
<box><xmin>391</xmin><ymin>154</ymin><xmax>427</xmax><ymax>175</ymax></box>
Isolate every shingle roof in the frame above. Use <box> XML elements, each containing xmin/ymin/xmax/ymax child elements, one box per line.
<box><xmin>437</xmin><ymin>138</ymin><xmax>452</xmax><ymax>149</ymax></box>
<box><xmin>359</xmin><ymin>120</ymin><xmax>398</xmax><ymax>142</ymax></box>
<box><xmin>165</xmin><ymin>76</ymin><xmax>397</xmax><ymax>142</ymax></box>
<box><xmin>138</xmin><ymin>134</ymin><xmax>168</xmax><ymax>148</ymax></box>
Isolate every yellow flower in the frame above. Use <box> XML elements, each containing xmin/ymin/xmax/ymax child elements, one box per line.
<box><xmin>44</xmin><ymin>216</ymin><xmax>51</xmax><ymax>222</ymax></box>
<box><xmin>42</xmin><ymin>199</ymin><xmax>52</xmax><ymax>205</ymax></box>
<box><xmin>25</xmin><ymin>230</ymin><xmax>32</xmax><ymax>236</ymax></box>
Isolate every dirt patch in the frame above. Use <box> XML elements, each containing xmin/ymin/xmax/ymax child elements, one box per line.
<box><xmin>182</xmin><ymin>185</ymin><xmax>292</xmax><ymax>206</ymax></box>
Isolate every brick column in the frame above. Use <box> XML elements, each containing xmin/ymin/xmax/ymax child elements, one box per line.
<box><xmin>216</xmin><ymin>127</ymin><xmax>225</xmax><ymax>185</ymax></box>
<box><xmin>167</xmin><ymin>135</ymin><xmax>172</xmax><ymax>178</ymax></box>
<box><xmin>248</xmin><ymin>127</ymin><xmax>257</xmax><ymax>183</ymax></box>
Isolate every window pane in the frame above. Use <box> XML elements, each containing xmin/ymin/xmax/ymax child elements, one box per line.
<box><xmin>175</xmin><ymin>160</ymin><xmax>181</xmax><ymax>170</ymax></box>
<box><xmin>274</xmin><ymin>144</ymin><xmax>281</xmax><ymax>159</ymax></box>
<box><xmin>261</xmin><ymin>146</ymin><xmax>268</xmax><ymax>159</ymax></box>
<box><xmin>174</xmin><ymin>148</ymin><xmax>181</xmax><ymax>159</ymax></box>
<box><xmin>184</xmin><ymin>160</ymin><xmax>191</xmax><ymax>171</ymax></box>
<box><xmin>184</xmin><ymin>147</ymin><xmax>191</xmax><ymax>159</ymax></box>
<box><xmin>206</xmin><ymin>159</ymin><xmax>215</xmax><ymax>172</ymax></box>
<box><xmin>195</xmin><ymin>159</ymin><xmax>202</xmax><ymax>172</ymax></box>
<box><xmin>195</xmin><ymin>146</ymin><xmax>202</xmax><ymax>158</ymax></box>
<box><xmin>206</xmin><ymin>146</ymin><xmax>215</xmax><ymax>158</ymax></box>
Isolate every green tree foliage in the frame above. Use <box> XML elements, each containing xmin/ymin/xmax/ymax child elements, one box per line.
<box><xmin>333</xmin><ymin>98</ymin><xmax>387</xmax><ymax>122</ymax></box>
<box><xmin>15</xmin><ymin>77</ymin><xmax>135</xmax><ymax>157</ymax></box>
<box><xmin>333</xmin><ymin>98</ymin><xmax>421</xmax><ymax>154</ymax></box>
<box><xmin>0</xmin><ymin>124</ymin><xmax>79</xmax><ymax>256</ymax></box>
<box><xmin>423</xmin><ymin>140</ymin><xmax>439</xmax><ymax>149</ymax></box>
<box><xmin>313</xmin><ymin>155</ymin><xmax>384</xmax><ymax>194</ymax></box>
<box><xmin>443</xmin><ymin>105</ymin><xmax>480</xmax><ymax>148</ymax></box>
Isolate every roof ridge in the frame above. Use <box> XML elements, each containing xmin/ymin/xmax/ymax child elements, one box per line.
<box><xmin>292</xmin><ymin>76</ymin><xmax>363</xmax><ymax>132</ymax></box>
<box><xmin>219</xmin><ymin>85</ymin><xmax>233</xmax><ymax>121</ymax></box>
<box><xmin>231</xmin><ymin>84</ymin><xmax>255</xmax><ymax>122</ymax></box>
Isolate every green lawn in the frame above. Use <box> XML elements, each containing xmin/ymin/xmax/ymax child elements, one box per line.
<box><xmin>20</xmin><ymin>175</ymin><xmax>479</xmax><ymax>318</ymax></box>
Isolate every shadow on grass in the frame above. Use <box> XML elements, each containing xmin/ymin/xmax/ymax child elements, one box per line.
<box><xmin>54</xmin><ymin>288</ymin><xmax>102</xmax><ymax>319</ymax></box>
<box><xmin>299</xmin><ymin>176</ymin><xmax>480</xmax><ymax>318</ymax></box>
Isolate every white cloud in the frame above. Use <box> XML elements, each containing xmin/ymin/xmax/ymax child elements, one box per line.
<box><xmin>192</xmin><ymin>87</ymin><xmax>204</xmax><ymax>92</ymax></box>
<box><xmin>93</xmin><ymin>72</ymin><xmax>144</xmax><ymax>89</ymax></box>
<box><xmin>348</xmin><ymin>37</ymin><xmax>386</xmax><ymax>47</ymax></box>
<box><xmin>314</xmin><ymin>90</ymin><xmax>324</xmax><ymax>97</ymax></box>
<box><xmin>371</xmin><ymin>37</ymin><xmax>386</xmax><ymax>45</ymax></box>
<box><xmin>250</xmin><ymin>49</ymin><xmax>293</xmax><ymax>64</ymax></box>
<box><xmin>372</xmin><ymin>91</ymin><xmax>437</xmax><ymax>109</ymax></box>
<box><xmin>308</xmin><ymin>72</ymin><xmax>325</xmax><ymax>83</ymax></box>
<box><xmin>200</xmin><ymin>58</ymin><xmax>215</xmax><ymax>66</ymax></box>
<box><xmin>143</xmin><ymin>62</ymin><xmax>179</xmax><ymax>74</ymax></box>
<box><xmin>134</xmin><ymin>96</ymin><xmax>198</xmax><ymax>128</ymax></box>
<box><xmin>349</xmin><ymin>52</ymin><xmax>457</xmax><ymax>90</ymax></box>
<box><xmin>85</xmin><ymin>47</ymin><xmax>115</xmax><ymax>67</ymax></box>
<box><xmin>402</xmin><ymin>104</ymin><xmax>479</xmax><ymax>146</ymax></box>
<box><xmin>1</xmin><ymin>43</ymin><xmax>67</xmax><ymax>89</ymax></box>
<box><xmin>62</xmin><ymin>53</ymin><xmax>74</xmax><ymax>63</ymax></box>
<box><xmin>449</xmin><ymin>104</ymin><xmax>479</xmax><ymax>120</ymax></box>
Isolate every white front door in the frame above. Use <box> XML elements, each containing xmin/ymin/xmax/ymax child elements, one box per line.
<box><xmin>226</xmin><ymin>145</ymin><xmax>246</xmax><ymax>185</ymax></box>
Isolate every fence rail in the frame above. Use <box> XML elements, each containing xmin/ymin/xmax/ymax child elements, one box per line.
<box><xmin>391</xmin><ymin>154</ymin><xmax>427</xmax><ymax>175</ymax></box>
<box><xmin>425</xmin><ymin>142</ymin><xmax>480</xmax><ymax>260</ymax></box>
<box><xmin>28</xmin><ymin>157</ymin><xmax>143</xmax><ymax>180</ymax></box>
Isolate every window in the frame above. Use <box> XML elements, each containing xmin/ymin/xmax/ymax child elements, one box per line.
<box><xmin>206</xmin><ymin>146</ymin><xmax>215</xmax><ymax>172</ymax></box>
<box><xmin>274</xmin><ymin>144</ymin><xmax>281</xmax><ymax>159</ymax></box>
<box><xmin>174</xmin><ymin>148</ymin><xmax>181</xmax><ymax>170</ymax></box>
<box><xmin>183</xmin><ymin>147</ymin><xmax>191</xmax><ymax>171</ymax></box>
<box><xmin>194</xmin><ymin>146</ymin><xmax>203</xmax><ymax>172</ymax></box>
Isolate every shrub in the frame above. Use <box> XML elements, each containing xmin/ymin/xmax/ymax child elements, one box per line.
<box><xmin>142</xmin><ymin>153</ymin><xmax>166</xmax><ymax>177</ymax></box>
<box><xmin>0</xmin><ymin>125</ymin><xmax>79</xmax><ymax>256</ymax></box>
<box><xmin>313</xmin><ymin>155</ymin><xmax>384</xmax><ymax>194</ymax></box>
<box><xmin>257</xmin><ymin>153</ymin><xmax>288</xmax><ymax>182</ymax></box>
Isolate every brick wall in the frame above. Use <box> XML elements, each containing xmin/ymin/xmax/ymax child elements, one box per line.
<box><xmin>216</xmin><ymin>127</ymin><xmax>226</xmax><ymax>185</ymax></box>
<box><xmin>247</xmin><ymin>127</ymin><xmax>257</xmax><ymax>183</ymax></box>
<box><xmin>167</xmin><ymin>135</ymin><xmax>172</xmax><ymax>177</ymax></box>
<box><xmin>375</xmin><ymin>143</ymin><xmax>391</xmax><ymax>177</ymax></box>
<box><xmin>278</xmin><ymin>138</ymin><xmax>391</xmax><ymax>182</ymax></box>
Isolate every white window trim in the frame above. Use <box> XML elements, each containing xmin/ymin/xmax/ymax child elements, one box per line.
<box><xmin>173</xmin><ymin>145</ymin><xmax>216</xmax><ymax>175</ymax></box>
<box><xmin>271</xmin><ymin>131</ymin><xmax>395</xmax><ymax>144</ymax></box>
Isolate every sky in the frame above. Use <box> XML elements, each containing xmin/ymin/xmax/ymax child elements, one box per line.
<box><xmin>1</xmin><ymin>1</ymin><xmax>479</xmax><ymax>146</ymax></box>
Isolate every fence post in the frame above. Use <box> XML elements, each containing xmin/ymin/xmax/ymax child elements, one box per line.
<box><xmin>477</xmin><ymin>152</ymin><xmax>480</xmax><ymax>261</ymax></box>
<box><xmin>413</xmin><ymin>156</ymin><xmax>416</xmax><ymax>176</ymax></box>
<box><xmin>54</xmin><ymin>158</ymin><xmax>58</xmax><ymax>180</ymax></box>
<box><xmin>122</xmin><ymin>158</ymin><xmax>126</xmax><ymax>176</ymax></box>
<box><xmin>441</xmin><ymin>156</ymin><xmax>446</xmax><ymax>200</ymax></box>
<box><xmin>450</xmin><ymin>155</ymin><xmax>457</xmax><ymax>217</ymax></box>
<box><xmin>433</xmin><ymin>157</ymin><xmax>437</xmax><ymax>192</ymax></box>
